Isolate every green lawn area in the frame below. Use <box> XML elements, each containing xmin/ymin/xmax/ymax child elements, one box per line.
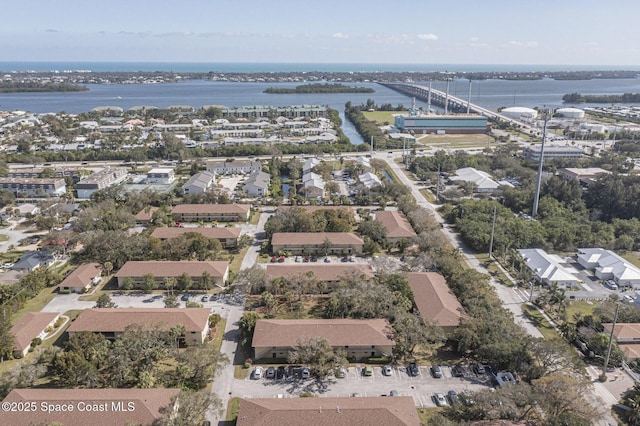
<box><xmin>476</xmin><ymin>254</ymin><xmax>513</xmax><ymax>287</ymax></box>
<box><xmin>228</xmin><ymin>246</ymin><xmax>250</xmax><ymax>279</ymax></box>
<box><xmin>621</xmin><ymin>252</ymin><xmax>640</xmax><ymax>269</ymax></box>
<box><xmin>566</xmin><ymin>300</ymin><xmax>597</xmax><ymax>322</ymax></box>
<box><xmin>417</xmin><ymin>407</ymin><xmax>444</xmax><ymax>424</ymax></box>
<box><xmin>234</xmin><ymin>364</ymin><xmax>251</xmax><ymax>380</ymax></box>
<box><xmin>226</xmin><ymin>397</ymin><xmax>241</xmax><ymax>422</ymax></box>
<box><xmin>522</xmin><ymin>304</ymin><xmax>560</xmax><ymax>340</ymax></box>
<box><xmin>10</xmin><ymin>286</ymin><xmax>57</xmax><ymax>323</ymax></box>
<box><xmin>419</xmin><ymin>189</ymin><xmax>436</xmax><ymax>203</ymax></box>
<box><xmin>362</xmin><ymin>111</ymin><xmax>406</xmax><ymax>125</ymax></box>
<box><xmin>211</xmin><ymin>318</ymin><xmax>227</xmax><ymax>352</ymax></box>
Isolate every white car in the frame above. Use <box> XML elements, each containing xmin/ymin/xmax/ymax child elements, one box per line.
<box><xmin>253</xmin><ymin>366</ymin><xmax>263</xmax><ymax>380</ymax></box>
<box><xmin>434</xmin><ymin>393</ymin><xmax>448</xmax><ymax>407</ymax></box>
<box><xmin>382</xmin><ymin>365</ymin><xmax>392</xmax><ymax>376</ymax></box>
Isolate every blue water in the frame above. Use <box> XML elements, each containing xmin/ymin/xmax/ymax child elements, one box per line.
<box><xmin>2</xmin><ymin>63</ymin><xmax>640</xmax><ymax>145</ymax></box>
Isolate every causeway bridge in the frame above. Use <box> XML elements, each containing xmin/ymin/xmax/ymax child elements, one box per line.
<box><xmin>380</xmin><ymin>82</ymin><xmax>530</xmax><ymax>130</ymax></box>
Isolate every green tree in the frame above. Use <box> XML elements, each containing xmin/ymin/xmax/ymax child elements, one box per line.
<box><xmin>94</xmin><ymin>293</ymin><xmax>117</xmax><ymax>308</ymax></box>
<box><xmin>287</xmin><ymin>336</ymin><xmax>347</xmax><ymax>379</ymax></box>
<box><xmin>156</xmin><ymin>390</ymin><xmax>222</xmax><ymax>426</ymax></box>
<box><xmin>142</xmin><ymin>273</ymin><xmax>158</xmax><ymax>293</ymax></box>
<box><xmin>164</xmin><ymin>295</ymin><xmax>180</xmax><ymax>308</ymax></box>
<box><xmin>177</xmin><ymin>273</ymin><xmax>193</xmax><ymax>292</ymax></box>
<box><xmin>239</xmin><ymin>312</ymin><xmax>259</xmax><ymax>346</ymax></box>
<box><xmin>392</xmin><ymin>312</ymin><xmax>445</xmax><ymax>361</ymax></box>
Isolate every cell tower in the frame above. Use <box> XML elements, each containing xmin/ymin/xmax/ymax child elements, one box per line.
<box><xmin>532</xmin><ymin>108</ymin><xmax>552</xmax><ymax>218</ymax></box>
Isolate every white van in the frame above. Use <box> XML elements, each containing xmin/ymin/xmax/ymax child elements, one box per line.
<box><xmin>604</xmin><ymin>280</ymin><xmax>618</xmax><ymax>290</ymax></box>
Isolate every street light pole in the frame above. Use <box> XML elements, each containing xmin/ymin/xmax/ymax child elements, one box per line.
<box><xmin>603</xmin><ymin>302</ymin><xmax>620</xmax><ymax>378</ymax></box>
<box><xmin>488</xmin><ymin>204</ymin><xmax>497</xmax><ymax>259</ymax></box>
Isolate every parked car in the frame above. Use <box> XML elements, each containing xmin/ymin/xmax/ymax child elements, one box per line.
<box><xmin>253</xmin><ymin>366</ymin><xmax>263</xmax><ymax>380</ymax></box>
<box><xmin>181</xmin><ymin>294</ymin><xmax>190</xmax><ymax>301</ymax></box>
<box><xmin>434</xmin><ymin>393</ymin><xmax>448</xmax><ymax>407</ymax></box>
<box><xmin>341</xmin><ymin>257</ymin><xmax>348</xmax><ymax>262</ymax></box>
<box><xmin>448</xmin><ymin>390</ymin><xmax>460</xmax><ymax>405</ymax></box>
<box><xmin>201</xmin><ymin>295</ymin><xmax>209</xmax><ymax>302</ymax></box>
<box><xmin>348</xmin><ymin>256</ymin><xmax>355</xmax><ymax>262</ymax></box>
<box><xmin>324</xmin><ymin>257</ymin><xmax>331</xmax><ymax>263</ymax></box>
<box><xmin>430</xmin><ymin>365</ymin><xmax>443</xmax><ymax>378</ymax></box>
<box><xmin>335</xmin><ymin>366</ymin><xmax>347</xmax><ymax>378</ymax></box>
<box><xmin>278</xmin><ymin>256</ymin><xmax>285</xmax><ymax>263</ymax></box>
<box><xmin>295</xmin><ymin>256</ymin><xmax>302</xmax><ymax>262</ymax></box>
<box><xmin>382</xmin><ymin>365</ymin><xmax>392</xmax><ymax>376</ymax></box>
<box><xmin>271</xmin><ymin>256</ymin><xmax>278</xmax><ymax>263</ymax></box>
<box><xmin>276</xmin><ymin>366</ymin><xmax>287</xmax><ymax>379</ymax></box>
<box><xmin>212</xmin><ymin>294</ymin><xmax>220</xmax><ymax>301</ymax></box>
<box><xmin>389</xmin><ymin>390</ymin><xmax>399</xmax><ymax>397</ymax></box>
<box><xmin>451</xmin><ymin>365</ymin><xmax>465</xmax><ymax>377</ymax></box>
<box><xmin>363</xmin><ymin>365</ymin><xmax>373</xmax><ymax>376</ymax></box>
<box><xmin>303</xmin><ymin>256</ymin><xmax>310</xmax><ymax>262</ymax></box>
<box><xmin>473</xmin><ymin>363</ymin><xmax>486</xmax><ymax>375</ymax></box>
<box><xmin>301</xmin><ymin>368</ymin><xmax>311</xmax><ymax>379</ymax></box>
<box><xmin>408</xmin><ymin>362</ymin><xmax>419</xmax><ymax>377</ymax></box>
<box><xmin>310</xmin><ymin>256</ymin><xmax>318</xmax><ymax>262</ymax></box>
<box><xmin>265</xmin><ymin>367</ymin><xmax>276</xmax><ymax>379</ymax></box>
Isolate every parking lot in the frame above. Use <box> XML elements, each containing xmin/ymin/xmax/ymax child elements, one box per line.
<box><xmin>231</xmin><ymin>364</ymin><xmax>494</xmax><ymax>407</ymax></box>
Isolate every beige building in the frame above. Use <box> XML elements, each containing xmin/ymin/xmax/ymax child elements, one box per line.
<box><xmin>603</xmin><ymin>323</ymin><xmax>640</xmax><ymax>359</ymax></box>
<box><xmin>172</xmin><ymin>203</ymin><xmax>251</xmax><ymax>222</ymax></box>
<box><xmin>271</xmin><ymin>232</ymin><xmax>364</xmax><ymax>255</ymax></box>
<box><xmin>67</xmin><ymin>308</ymin><xmax>211</xmax><ymax>345</ymax></box>
<box><xmin>265</xmin><ymin>264</ymin><xmax>374</xmax><ymax>290</ymax></box>
<box><xmin>58</xmin><ymin>263</ymin><xmax>102</xmax><ymax>293</ymax></box>
<box><xmin>115</xmin><ymin>260</ymin><xmax>229</xmax><ymax>288</ymax></box>
<box><xmin>407</xmin><ymin>272</ymin><xmax>464</xmax><ymax>335</ymax></box>
<box><xmin>10</xmin><ymin>312</ymin><xmax>60</xmax><ymax>358</ymax></box>
<box><xmin>374</xmin><ymin>210</ymin><xmax>417</xmax><ymax>245</ymax></box>
<box><xmin>252</xmin><ymin>318</ymin><xmax>393</xmax><ymax>361</ymax></box>
<box><xmin>2</xmin><ymin>388</ymin><xmax>180</xmax><ymax>426</ymax></box>
<box><xmin>237</xmin><ymin>396</ymin><xmax>420</xmax><ymax>426</ymax></box>
<box><xmin>151</xmin><ymin>226</ymin><xmax>242</xmax><ymax>248</ymax></box>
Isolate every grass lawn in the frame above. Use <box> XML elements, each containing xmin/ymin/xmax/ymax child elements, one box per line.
<box><xmin>362</xmin><ymin>111</ymin><xmax>406</xmax><ymax>125</ymax></box>
<box><xmin>228</xmin><ymin>246</ymin><xmax>250</xmax><ymax>279</ymax></box>
<box><xmin>211</xmin><ymin>318</ymin><xmax>227</xmax><ymax>352</ymax></box>
<box><xmin>522</xmin><ymin>304</ymin><xmax>560</xmax><ymax>340</ymax></box>
<box><xmin>476</xmin><ymin>254</ymin><xmax>514</xmax><ymax>287</ymax></box>
<box><xmin>419</xmin><ymin>189</ymin><xmax>436</xmax><ymax>203</ymax></box>
<box><xmin>234</xmin><ymin>364</ymin><xmax>251</xmax><ymax>380</ymax></box>
<box><xmin>225</xmin><ymin>397</ymin><xmax>241</xmax><ymax>422</ymax></box>
<box><xmin>566</xmin><ymin>300</ymin><xmax>597</xmax><ymax>322</ymax></box>
<box><xmin>10</xmin><ymin>286</ymin><xmax>57</xmax><ymax>323</ymax></box>
<box><xmin>622</xmin><ymin>252</ymin><xmax>640</xmax><ymax>269</ymax></box>
<box><xmin>0</xmin><ymin>234</ymin><xmax>9</xmax><ymax>242</ymax></box>
<box><xmin>417</xmin><ymin>407</ymin><xmax>444</xmax><ymax>424</ymax></box>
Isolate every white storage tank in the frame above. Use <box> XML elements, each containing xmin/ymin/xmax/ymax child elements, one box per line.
<box><xmin>580</xmin><ymin>122</ymin><xmax>605</xmax><ymax>133</ymax></box>
<box><xmin>500</xmin><ymin>107</ymin><xmax>538</xmax><ymax>120</ymax></box>
<box><xmin>557</xmin><ymin>107</ymin><xmax>585</xmax><ymax>119</ymax></box>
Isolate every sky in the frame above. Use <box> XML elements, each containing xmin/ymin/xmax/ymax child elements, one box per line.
<box><xmin>1</xmin><ymin>0</ymin><xmax>639</xmax><ymax>66</ymax></box>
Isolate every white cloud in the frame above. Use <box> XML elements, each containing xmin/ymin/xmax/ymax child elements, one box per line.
<box><xmin>417</xmin><ymin>33</ymin><xmax>439</xmax><ymax>41</ymax></box>
<box><xmin>507</xmin><ymin>40</ymin><xmax>539</xmax><ymax>48</ymax></box>
<box><xmin>332</xmin><ymin>32</ymin><xmax>349</xmax><ymax>39</ymax></box>
<box><xmin>470</xmin><ymin>37</ymin><xmax>479</xmax><ymax>42</ymax></box>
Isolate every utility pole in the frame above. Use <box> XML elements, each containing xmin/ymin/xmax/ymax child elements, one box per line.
<box><xmin>467</xmin><ymin>80</ymin><xmax>472</xmax><ymax>114</ymax></box>
<box><xmin>603</xmin><ymin>302</ymin><xmax>620</xmax><ymax>378</ymax></box>
<box><xmin>532</xmin><ymin>108</ymin><xmax>551</xmax><ymax>218</ymax></box>
<box><xmin>444</xmin><ymin>79</ymin><xmax>450</xmax><ymax>115</ymax></box>
<box><xmin>488</xmin><ymin>204</ymin><xmax>497</xmax><ymax>259</ymax></box>
<box><xmin>427</xmin><ymin>80</ymin><xmax>432</xmax><ymax>115</ymax></box>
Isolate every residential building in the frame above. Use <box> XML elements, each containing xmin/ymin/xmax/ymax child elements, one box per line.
<box><xmin>394</xmin><ymin>114</ymin><xmax>488</xmax><ymax>134</ymax></box>
<box><xmin>13</xmin><ymin>250</ymin><xmax>55</xmax><ymax>271</ymax></box>
<box><xmin>518</xmin><ymin>248</ymin><xmax>578</xmax><ymax>288</ymax></box>
<box><xmin>358</xmin><ymin>172</ymin><xmax>382</xmax><ymax>189</ymax></box>
<box><xmin>252</xmin><ymin>318</ymin><xmax>394</xmax><ymax>361</ymax></box>
<box><xmin>151</xmin><ymin>226</ymin><xmax>242</xmax><ymax>248</ymax></box>
<box><xmin>577</xmin><ymin>248</ymin><xmax>640</xmax><ymax>288</ymax></box>
<box><xmin>135</xmin><ymin>206</ymin><xmax>159</xmax><ymax>224</ymax></box>
<box><xmin>206</xmin><ymin>160</ymin><xmax>261</xmax><ymax>175</ymax></box>
<box><xmin>0</xmin><ymin>177</ymin><xmax>66</xmax><ymax>197</ymax></box>
<box><xmin>271</xmin><ymin>232</ymin><xmax>364</xmax><ymax>255</ymax></box>
<box><xmin>237</xmin><ymin>396</ymin><xmax>420</xmax><ymax>426</ymax></box>
<box><xmin>302</xmin><ymin>172</ymin><xmax>325</xmax><ymax>198</ymax></box>
<box><xmin>242</xmin><ymin>171</ymin><xmax>270</xmax><ymax>197</ymax></box>
<box><xmin>115</xmin><ymin>260</ymin><xmax>229</xmax><ymax>288</ymax></box>
<box><xmin>76</xmin><ymin>167</ymin><xmax>128</xmax><ymax>199</ymax></box>
<box><xmin>558</xmin><ymin>167</ymin><xmax>610</xmax><ymax>186</ymax></box>
<box><xmin>10</xmin><ymin>312</ymin><xmax>59</xmax><ymax>357</ymax></box>
<box><xmin>220</xmin><ymin>105</ymin><xmax>328</xmax><ymax>120</ymax></box>
<box><xmin>406</xmin><ymin>272</ymin><xmax>464</xmax><ymax>335</ymax></box>
<box><xmin>182</xmin><ymin>171</ymin><xmax>216</xmax><ymax>195</ymax></box>
<box><xmin>1</xmin><ymin>388</ymin><xmax>180</xmax><ymax>426</ymax></box>
<box><xmin>57</xmin><ymin>263</ymin><xmax>102</xmax><ymax>293</ymax></box>
<box><xmin>171</xmin><ymin>203</ymin><xmax>251</xmax><ymax>222</ymax></box>
<box><xmin>67</xmin><ymin>308</ymin><xmax>211</xmax><ymax>345</ymax></box>
<box><xmin>603</xmin><ymin>323</ymin><xmax>640</xmax><ymax>360</ymax></box>
<box><xmin>265</xmin><ymin>264</ymin><xmax>374</xmax><ymax>290</ymax></box>
<box><xmin>450</xmin><ymin>167</ymin><xmax>500</xmax><ymax>193</ymax></box>
<box><xmin>303</xmin><ymin>157</ymin><xmax>321</xmax><ymax>174</ymax></box>
<box><xmin>146</xmin><ymin>168</ymin><xmax>175</xmax><ymax>184</ymax></box>
<box><xmin>374</xmin><ymin>210</ymin><xmax>417</xmax><ymax>244</ymax></box>
<box><xmin>523</xmin><ymin>145</ymin><xmax>584</xmax><ymax>161</ymax></box>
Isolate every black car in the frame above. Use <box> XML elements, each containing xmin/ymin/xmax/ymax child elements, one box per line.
<box><xmin>265</xmin><ymin>367</ymin><xmax>276</xmax><ymax>379</ymax></box>
<box><xmin>451</xmin><ymin>365</ymin><xmax>465</xmax><ymax>377</ymax></box>
<box><xmin>473</xmin><ymin>363</ymin><xmax>486</xmax><ymax>375</ymax></box>
<box><xmin>310</xmin><ymin>256</ymin><xmax>318</xmax><ymax>262</ymax></box>
<box><xmin>408</xmin><ymin>362</ymin><xmax>419</xmax><ymax>377</ymax></box>
<box><xmin>181</xmin><ymin>294</ymin><xmax>190</xmax><ymax>301</ymax></box>
<box><xmin>430</xmin><ymin>365</ymin><xmax>443</xmax><ymax>378</ymax></box>
<box><xmin>276</xmin><ymin>366</ymin><xmax>288</xmax><ymax>380</ymax></box>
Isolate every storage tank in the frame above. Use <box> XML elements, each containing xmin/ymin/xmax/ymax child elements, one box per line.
<box><xmin>557</xmin><ymin>107</ymin><xmax>585</xmax><ymax>119</ymax></box>
<box><xmin>580</xmin><ymin>123</ymin><xmax>605</xmax><ymax>133</ymax></box>
<box><xmin>500</xmin><ymin>107</ymin><xmax>538</xmax><ymax>120</ymax></box>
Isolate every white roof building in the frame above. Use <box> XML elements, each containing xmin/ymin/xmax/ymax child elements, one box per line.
<box><xmin>303</xmin><ymin>158</ymin><xmax>321</xmax><ymax>174</ymax></box>
<box><xmin>577</xmin><ymin>248</ymin><xmax>640</xmax><ymax>288</ymax></box>
<box><xmin>519</xmin><ymin>248</ymin><xmax>579</xmax><ymax>288</ymax></box>
<box><xmin>358</xmin><ymin>172</ymin><xmax>382</xmax><ymax>189</ymax></box>
<box><xmin>450</xmin><ymin>167</ymin><xmax>500</xmax><ymax>193</ymax></box>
